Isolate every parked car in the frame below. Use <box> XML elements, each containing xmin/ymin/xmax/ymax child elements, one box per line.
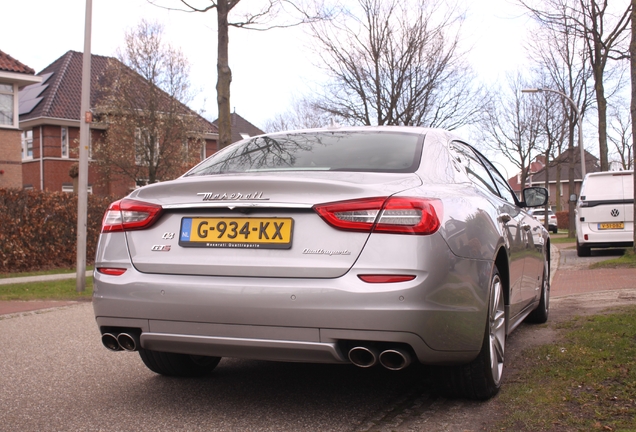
<box><xmin>93</xmin><ymin>126</ymin><xmax>550</xmax><ymax>400</ymax></box>
<box><xmin>574</xmin><ymin>170</ymin><xmax>634</xmax><ymax>257</ymax></box>
<box><xmin>529</xmin><ymin>208</ymin><xmax>558</xmax><ymax>234</ymax></box>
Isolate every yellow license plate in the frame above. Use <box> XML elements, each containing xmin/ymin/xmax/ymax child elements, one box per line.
<box><xmin>179</xmin><ymin>217</ymin><xmax>293</xmax><ymax>249</ymax></box>
<box><xmin>598</xmin><ymin>222</ymin><xmax>624</xmax><ymax>230</ymax></box>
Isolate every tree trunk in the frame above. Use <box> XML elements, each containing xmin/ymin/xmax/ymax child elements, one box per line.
<box><xmin>568</xmin><ymin>134</ymin><xmax>576</xmax><ymax>238</ymax></box>
<box><xmin>217</xmin><ymin>0</ymin><xmax>232</xmax><ymax>148</ymax></box>
<box><xmin>544</xmin><ymin>148</ymin><xmax>550</xmax><ymax>232</ymax></box>
<box><xmin>555</xmin><ymin>164</ymin><xmax>562</xmax><ymax>211</ymax></box>
<box><xmin>594</xmin><ymin>65</ymin><xmax>609</xmax><ymax>171</ymax></box>
<box><xmin>631</xmin><ymin>0</ymin><xmax>636</xmax><ymax>253</ymax></box>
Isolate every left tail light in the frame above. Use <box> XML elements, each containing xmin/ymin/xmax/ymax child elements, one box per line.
<box><xmin>313</xmin><ymin>197</ymin><xmax>442</xmax><ymax>235</ymax></box>
<box><xmin>101</xmin><ymin>199</ymin><xmax>163</xmax><ymax>233</ymax></box>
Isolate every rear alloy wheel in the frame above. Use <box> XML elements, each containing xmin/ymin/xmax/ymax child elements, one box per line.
<box><xmin>576</xmin><ymin>240</ymin><xmax>591</xmax><ymax>257</ymax></box>
<box><xmin>435</xmin><ymin>266</ymin><xmax>505</xmax><ymax>400</ymax></box>
<box><xmin>526</xmin><ymin>257</ymin><xmax>550</xmax><ymax>324</ymax></box>
<box><xmin>139</xmin><ymin>348</ymin><xmax>221</xmax><ymax>377</ymax></box>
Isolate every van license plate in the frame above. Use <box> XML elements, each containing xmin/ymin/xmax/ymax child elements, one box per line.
<box><xmin>598</xmin><ymin>222</ymin><xmax>624</xmax><ymax>230</ymax></box>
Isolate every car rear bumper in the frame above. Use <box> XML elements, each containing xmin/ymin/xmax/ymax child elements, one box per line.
<box><xmin>577</xmin><ymin>223</ymin><xmax>634</xmax><ymax>247</ymax></box>
<box><xmin>93</xmin><ymin>257</ymin><xmax>491</xmax><ymax>365</ymax></box>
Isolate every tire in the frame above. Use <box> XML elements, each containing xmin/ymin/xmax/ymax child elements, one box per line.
<box><xmin>138</xmin><ymin>348</ymin><xmax>221</xmax><ymax>377</ymax></box>
<box><xmin>551</xmin><ymin>227</ymin><xmax>558</xmax><ymax>234</ymax></box>
<box><xmin>434</xmin><ymin>266</ymin><xmax>506</xmax><ymax>400</ymax></box>
<box><xmin>526</xmin><ymin>257</ymin><xmax>550</xmax><ymax>324</ymax></box>
<box><xmin>576</xmin><ymin>240</ymin><xmax>591</xmax><ymax>257</ymax></box>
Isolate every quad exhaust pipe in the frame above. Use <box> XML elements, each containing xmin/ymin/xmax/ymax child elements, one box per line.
<box><xmin>348</xmin><ymin>346</ymin><xmax>412</xmax><ymax>370</ymax></box>
<box><xmin>101</xmin><ymin>331</ymin><xmax>140</xmax><ymax>352</ymax></box>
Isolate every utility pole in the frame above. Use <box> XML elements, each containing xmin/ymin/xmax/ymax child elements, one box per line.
<box><xmin>76</xmin><ymin>0</ymin><xmax>92</xmax><ymax>292</ymax></box>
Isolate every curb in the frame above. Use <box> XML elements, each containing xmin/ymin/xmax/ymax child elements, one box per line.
<box><xmin>0</xmin><ymin>270</ymin><xmax>93</xmax><ymax>285</ymax></box>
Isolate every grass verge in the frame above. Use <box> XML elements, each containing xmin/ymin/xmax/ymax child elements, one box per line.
<box><xmin>0</xmin><ymin>277</ymin><xmax>93</xmax><ymax>301</ymax></box>
<box><xmin>0</xmin><ymin>266</ymin><xmax>94</xmax><ymax>279</ymax></box>
<box><xmin>590</xmin><ymin>249</ymin><xmax>636</xmax><ymax>269</ymax></box>
<box><xmin>496</xmin><ymin>306</ymin><xmax>636</xmax><ymax>431</ymax></box>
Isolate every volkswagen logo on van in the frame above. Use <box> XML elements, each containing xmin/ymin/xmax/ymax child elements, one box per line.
<box><xmin>610</xmin><ymin>209</ymin><xmax>620</xmax><ymax>217</ymax></box>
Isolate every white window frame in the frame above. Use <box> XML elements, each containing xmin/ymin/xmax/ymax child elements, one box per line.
<box><xmin>21</xmin><ymin>129</ymin><xmax>33</xmax><ymax>160</ymax></box>
<box><xmin>0</xmin><ymin>82</ymin><xmax>17</xmax><ymax>128</ymax></box>
<box><xmin>62</xmin><ymin>184</ymin><xmax>92</xmax><ymax>194</ymax></box>
<box><xmin>61</xmin><ymin>127</ymin><xmax>69</xmax><ymax>158</ymax></box>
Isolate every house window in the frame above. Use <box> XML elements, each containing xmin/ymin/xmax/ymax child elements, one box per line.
<box><xmin>135</xmin><ymin>128</ymin><xmax>158</xmax><ymax>165</ymax></box>
<box><xmin>61</xmin><ymin>127</ymin><xmax>69</xmax><ymax>158</ymax></box>
<box><xmin>0</xmin><ymin>83</ymin><xmax>15</xmax><ymax>127</ymax></box>
<box><xmin>21</xmin><ymin>129</ymin><xmax>33</xmax><ymax>159</ymax></box>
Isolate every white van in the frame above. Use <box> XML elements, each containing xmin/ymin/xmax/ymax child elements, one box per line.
<box><xmin>575</xmin><ymin>171</ymin><xmax>634</xmax><ymax>257</ymax></box>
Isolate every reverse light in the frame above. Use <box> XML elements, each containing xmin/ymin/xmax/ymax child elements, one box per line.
<box><xmin>96</xmin><ymin>268</ymin><xmax>127</xmax><ymax>276</ymax></box>
<box><xmin>313</xmin><ymin>197</ymin><xmax>442</xmax><ymax>235</ymax></box>
<box><xmin>101</xmin><ymin>199</ymin><xmax>164</xmax><ymax>233</ymax></box>
<box><xmin>358</xmin><ymin>275</ymin><xmax>416</xmax><ymax>283</ymax></box>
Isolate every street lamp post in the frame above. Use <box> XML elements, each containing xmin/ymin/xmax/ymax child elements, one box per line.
<box><xmin>522</xmin><ymin>88</ymin><xmax>585</xmax><ymax>239</ymax></box>
<box><xmin>521</xmin><ymin>88</ymin><xmax>586</xmax><ymax>178</ymax></box>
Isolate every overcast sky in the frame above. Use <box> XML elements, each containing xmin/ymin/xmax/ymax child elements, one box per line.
<box><xmin>2</xmin><ymin>0</ymin><xmax>531</xmax><ymax>135</ymax></box>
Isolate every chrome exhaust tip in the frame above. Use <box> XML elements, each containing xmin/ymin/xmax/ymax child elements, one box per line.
<box><xmin>117</xmin><ymin>333</ymin><xmax>139</xmax><ymax>352</ymax></box>
<box><xmin>101</xmin><ymin>333</ymin><xmax>122</xmax><ymax>351</ymax></box>
<box><xmin>379</xmin><ymin>348</ymin><xmax>411</xmax><ymax>371</ymax></box>
<box><xmin>348</xmin><ymin>346</ymin><xmax>379</xmax><ymax>368</ymax></box>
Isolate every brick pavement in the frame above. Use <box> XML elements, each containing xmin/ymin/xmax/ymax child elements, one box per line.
<box><xmin>552</xmin><ymin>268</ymin><xmax>636</xmax><ymax>297</ymax></box>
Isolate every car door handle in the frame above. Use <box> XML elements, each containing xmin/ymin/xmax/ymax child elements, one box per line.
<box><xmin>498</xmin><ymin>213</ymin><xmax>511</xmax><ymax>223</ymax></box>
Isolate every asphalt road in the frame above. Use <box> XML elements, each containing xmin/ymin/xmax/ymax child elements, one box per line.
<box><xmin>1</xmin><ymin>246</ymin><xmax>632</xmax><ymax>431</ymax></box>
<box><xmin>0</xmin><ymin>303</ymin><xmax>435</xmax><ymax>431</ymax></box>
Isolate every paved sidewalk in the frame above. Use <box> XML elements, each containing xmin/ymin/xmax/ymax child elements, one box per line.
<box><xmin>550</xmin><ymin>241</ymin><xmax>636</xmax><ymax>297</ymax></box>
<box><xmin>0</xmin><ymin>271</ymin><xmax>93</xmax><ymax>316</ymax></box>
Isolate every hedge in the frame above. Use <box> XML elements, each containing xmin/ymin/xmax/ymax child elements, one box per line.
<box><xmin>0</xmin><ymin>189</ymin><xmax>114</xmax><ymax>273</ymax></box>
<box><xmin>556</xmin><ymin>211</ymin><xmax>570</xmax><ymax>230</ymax></box>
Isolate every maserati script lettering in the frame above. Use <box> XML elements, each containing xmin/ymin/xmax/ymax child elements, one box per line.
<box><xmin>197</xmin><ymin>192</ymin><xmax>269</xmax><ymax>201</ymax></box>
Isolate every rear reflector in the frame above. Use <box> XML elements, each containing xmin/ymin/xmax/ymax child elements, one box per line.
<box><xmin>96</xmin><ymin>268</ymin><xmax>127</xmax><ymax>276</ymax></box>
<box><xmin>101</xmin><ymin>199</ymin><xmax>163</xmax><ymax>233</ymax></box>
<box><xmin>314</xmin><ymin>197</ymin><xmax>442</xmax><ymax>235</ymax></box>
<box><xmin>358</xmin><ymin>275</ymin><xmax>416</xmax><ymax>283</ymax></box>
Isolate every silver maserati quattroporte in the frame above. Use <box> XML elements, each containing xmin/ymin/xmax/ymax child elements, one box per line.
<box><xmin>93</xmin><ymin>126</ymin><xmax>550</xmax><ymax>400</ymax></box>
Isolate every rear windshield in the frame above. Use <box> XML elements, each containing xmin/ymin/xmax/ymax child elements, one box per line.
<box><xmin>185</xmin><ymin>131</ymin><xmax>423</xmax><ymax>176</ymax></box>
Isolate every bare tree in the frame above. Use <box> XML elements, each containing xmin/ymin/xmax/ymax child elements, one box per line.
<box><xmin>479</xmin><ymin>74</ymin><xmax>542</xmax><ymax>189</ymax></box>
<box><xmin>523</xmin><ymin>3</ymin><xmax>593</xmax><ymax>236</ymax></box>
<box><xmin>608</xmin><ymin>101</ymin><xmax>633</xmax><ymax>169</ymax></box>
<box><xmin>520</xmin><ymin>0</ymin><xmax>631</xmax><ymax>171</ymax></box>
<box><xmin>264</xmin><ymin>97</ymin><xmax>331</xmax><ymax>132</ymax></box>
<box><xmin>308</xmin><ymin>0</ymin><xmax>484</xmax><ymax>130</ymax></box>
<box><xmin>149</xmin><ymin>0</ymin><xmax>330</xmax><ymax>148</ymax></box>
<box><xmin>95</xmin><ymin>20</ymin><xmax>211</xmax><ymax>186</ymax></box>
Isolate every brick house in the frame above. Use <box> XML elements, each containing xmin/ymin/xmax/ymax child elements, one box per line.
<box><xmin>527</xmin><ymin>147</ymin><xmax>600</xmax><ymax>211</ymax></box>
<box><xmin>18</xmin><ymin>51</ymin><xmax>219</xmax><ymax>198</ymax></box>
<box><xmin>213</xmin><ymin>111</ymin><xmax>265</xmax><ymax>144</ymax></box>
<box><xmin>0</xmin><ymin>50</ymin><xmax>41</xmax><ymax>189</ymax></box>
<box><xmin>508</xmin><ymin>148</ymin><xmax>600</xmax><ymax>211</ymax></box>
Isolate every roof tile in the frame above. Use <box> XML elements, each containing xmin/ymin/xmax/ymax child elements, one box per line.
<box><xmin>0</xmin><ymin>50</ymin><xmax>36</xmax><ymax>74</ymax></box>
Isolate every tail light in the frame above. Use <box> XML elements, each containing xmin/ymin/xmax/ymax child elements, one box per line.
<box><xmin>313</xmin><ymin>197</ymin><xmax>442</xmax><ymax>235</ymax></box>
<box><xmin>101</xmin><ymin>199</ymin><xmax>163</xmax><ymax>233</ymax></box>
<box><xmin>358</xmin><ymin>275</ymin><xmax>416</xmax><ymax>283</ymax></box>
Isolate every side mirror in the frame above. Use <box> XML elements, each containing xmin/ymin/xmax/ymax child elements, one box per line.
<box><xmin>522</xmin><ymin>187</ymin><xmax>548</xmax><ymax>207</ymax></box>
<box><xmin>569</xmin><ymin>193</ymin><xmax>577</xmax><ymax>203</ymax></box>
